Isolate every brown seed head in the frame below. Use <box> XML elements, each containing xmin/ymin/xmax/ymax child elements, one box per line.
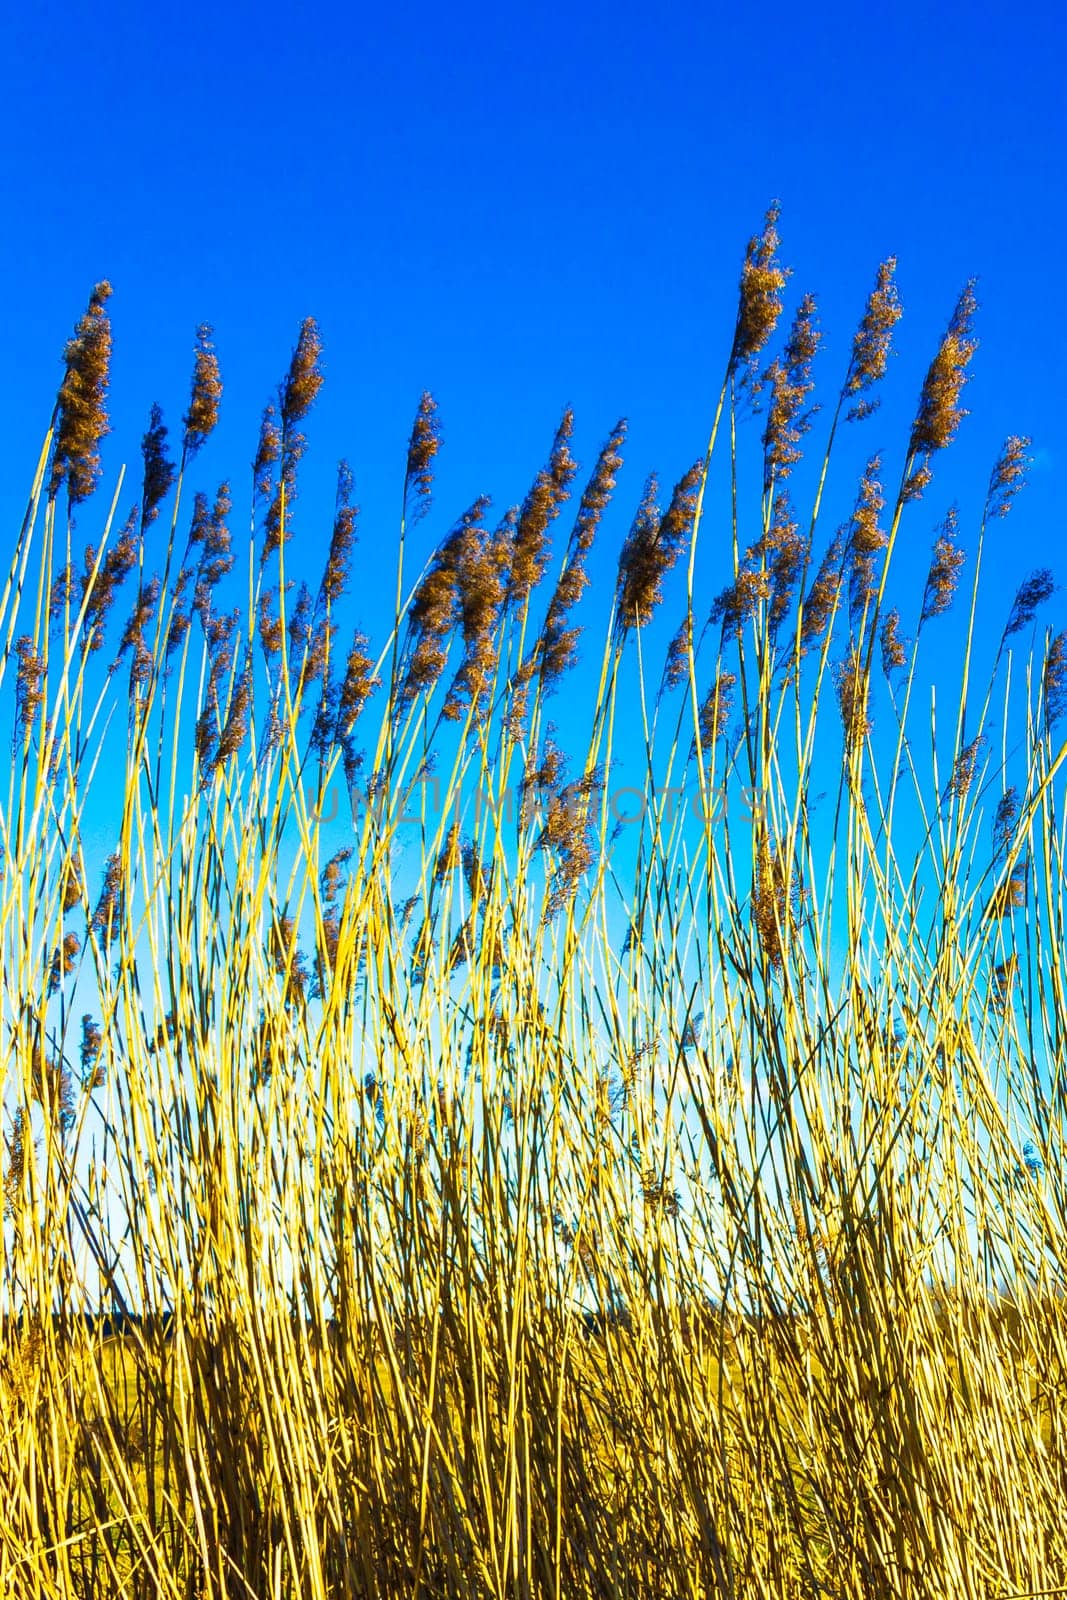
<box><xmin>337</xmin><ymin>631</ymin><xmax>378</xmax><ymax>736</ymax></box>
<box><xmin>992</xmin><ymin>788</ymin><xmax>1020</xmax><ymax>866</ymax></box>
<box><xmin>254</xmin><ymin>403</ymin><xmax>282</xmax><ymax>497</ymax></box>
<box><xmin>846</xmin><ymin>258</ymin><xmax>902</xmax><ymax>418</ymax></box>
<box><xmin>80</xmin><ymin>1015</ymin><xmax>104</xmax><ymax>1088</ymax></box>
<box><xmin>945</xmin><ymin>734</ymin><xmax>984</xmax><ymax>801</ymax></box>
<box><xmin>710</xmin><ymin>566</ymin><xmax>772</xmax><ymax>633</ymax></box>
<box><xmin>141</xmin><ymin>403</ymin><xmax>176</xmax><ymax>527</ymax></box>
<box><xmin>752</xmin><ymin>832</ymin><xmax>802</xmax><ymax>970</ymax></box>
<box><xmin>445</xmin><ymin>512</ymin><xmax>513</xmax><ymax>720</ymax></box>
<box><xmin>91</xmin><ymin>853</ymin><xmax>124</xmax><ymax>944</ymax></box>
<box><xmin>920</xmin><ymin>513</ymin><xmax>966</xmax><ymax>624</ymax></box>
<box><xmin>1044</xmin><ymin>631</ymin><xmax>1067</xmax><ymax>728</ymax></box>
<box><xmin>403</xmin><ymin>497</ymin><xmax>489</xmax><ymax>705</ymax></box>
<box><xmin>798</xmin><ymin>533</ymin><xmax>846</xmax><ymax>657</ymax></box>
<box><xmin>732</xmin><ymin>203</ymin><xmax>789</xmax><ymax>373</ymax></box>
<box><xmin>183</xmin><ymin>324</ymin><xmax>222</xmax><ymax>457</ymax></box>
<box><xmin>986</xmin><ymin>434</ymin><xmax>1031</xmax><ymax>521</ymax></box>
<box><xmin>14</xmin><ymin>637</ymin><xmax>46</xmax><ymax>740</ymax></box>
<box><xmin>507</xmin><ymin>410</ymin><xmax>577</xmax><ymax>608</ymax></box>
<box><xmin>322</xmin><ymin>463</ymin><xmax>358</xmax><ymax>605</ymax></box>
<box><xmin>762</xmin><ymin>293</ymin><xmax>820</xmax><ymax>485</ymax></box>
<box><xmin>765</xmin><ymin>492</ymin><xmax>808</xmax><ymax>633</ymax></box>
<box><xmin>879</xmin><ymin>608</ymin><xmax>907</xmax><ymax>675</ymax></box>
<box><xmin>834</xmin><ymin>648</ymin><xmax>872</xmax><ymax>757</ymax></box>
<box><xmin>280</xmin><ymin>318</ymin><xmax>323</xmax><ymax>432</ymax></box>
<box><xmin>847</xmin><ymin>457</ymin><xmax>887</xmax><ymax>622</ymax></box>
<box><xmin>695</xmin><ymin>668</ymin><xmax>736</xmax><ymax>752</ymax></box>
<box><xmin>1003</xmin><ymin>568</ymin><xmax>1055</xmax><ymax>642</ymax></box>
<box><xmin>50</xmin><ymin>282</ymin><xmax>113</xmax><ymax>505</ymax></box>
<box><xmin>663</xmin><ymin>615</ymin><xmax>693</xmax><ymax>692</ymax></box>
<box><xmin>908</xmin><ymin>282</ymin><xmax>978</xmax><ymax>470</ymax></box>
<box><xmin>991</xmin><ymin>956</ymin><xmax>1018</xmax><ymax>1012</ymax></box>
<box><xmin>616</xmin><ymin>463</ymin><xmax>700</xmax><ymax>636</ymax></box>
<box><xmin>405</xmin><ymin>392</ymin><xmax>442</xmax><ymax>525</ymax></box>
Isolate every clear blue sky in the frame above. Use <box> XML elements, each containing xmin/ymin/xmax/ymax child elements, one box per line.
<box><xmin>2</xmin><ymin>0</ymin><xmax>1064</xmax><ymax>788</ymax></box>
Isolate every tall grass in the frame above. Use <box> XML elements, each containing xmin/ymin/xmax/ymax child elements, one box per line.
<box><xmin>2</xmin><ymin>210</ymin><xmax>1066</xmax><ymax>1598</ymax></box>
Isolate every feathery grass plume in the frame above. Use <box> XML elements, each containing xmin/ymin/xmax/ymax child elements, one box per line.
<box><xmin>796</xmin><ymin>531</ymin><xmax>846</xmax><ymax>658</ymax></box>
<box><xmin>336</xmin><ymin>630</ymin><xmax>378</xmax><ymax>738</ymax></box>
<box><xmin>215</xmin><ymin>658</ymin><xmax>252</xmax><ymax>768</ymax></box>
<box><xmin>46</xmin><ymin>932</ymin><xmax>81</xmax><ymax>996</ymax></box>
<box><xmin>270</xmin><ymin>913</ymin><xmax>309</xmax><ymax>1008</ymax></box>
<box><xmin>504</xmin><ymin>654</ymin><xmax>538</xmax><ymax>742</ymax></box>
<box><xmin>991</xmin><ymin>956</ymin><xmax>1019</xmax><ymax>1012</ymax></box>
<box><xmin>1002</xmin><ymin>568</ymin><xmax>1055</xmax><ymax>642</ymax></box>
<box><xmin>751</xmin><ymin>832</ymin><xmax>801</xmax><ymax>970</ymax></box>
<box><xmin>61</xmin><ymin>845</ymin><xmax>84</xmax><ymax>913</ymax></box>
<box><xmin>986</xmin><ymin>433</ymin><xmax>1031</xmax><ymax>521</ymax></box>
<box><xmin>190</xmin><ymin>484</ymin><xmax>233</xmax><ymax>625</ymax></box>
<box><xmin>506</xmin><ymin>410</ymin><xmax>577</xmax><ymax>608</ymax></box>
<box><xmin>280</xmin><ymin>316</ymin><xmax>324</xmax><ymax>433</ymax></box>
<box><xmin>539</xmin><ymin>421</ymin><xmax>626</xmax><ymax>689</ymax></box>
<box><xmin>13</xmin><ymin>636</ymin><xmax>46</xmax><ymax>743</ymax></box>
<box><xmin>642</xmin><ymin>1170</ymin><xmax>681</xmax><ymax>1219</ymax></box>
<box><xmin>663</xmin><ymin>615</ymin><xmax>693</xmax><ymax>691</ymax></box>
<box><xmin>615</xmin><ymin>461</ymin><xmax>701</xmax><ymax>637</ymax></box>
<box><xmin>51</xmin><ymin>508</ymin><xmax>139</xmax><ymax>652</ymax></box>
<box><xmin>320</xmin><ymin>847</ymin><xmax>352</xmax><ymax>905</ymax></box>
<box><xmin>313</xmin><ymin>851</ymin><xmax>352</xmax><ymax>996</ymax></box>
<box><xmin>258</xmin><ymin>586</ymin><xmax>285</xmax><ymax>659</ymax></box>
<box><xmin>254</xmin><ymin>402</ymin><xmax>282</xmax><ymax>499</ymax></box>
<box><xmin>694</xmin><ymin>667</ymin><xmax>737</xmax><ymax>753</ymax></box>
<box><xmin>539</xmin><ymin>769</ymin><xmax>603</xmax><ymax>918</ymax></box>
<box><xmin>879</xmin><ymin>607</ymin><xmax>907</xmax><ymax>675</ymax></box>
<box><xmin>182</xmin><ymin>323</ymin><xmax>222</xmax><ymax>458</ymax></box>
<box><xmin>321</xmin><ymin>461</ymin><xmax>358</xmax><ymax>605</ymax></box>
<box><xmin>49</xmin><ymin>281</ymin><xmax>113</xmax><ymax>505</ymax></box>
<box><xmin>761</xmin><ymin>292</ymin><xmax>820</xmax><ymax>486</ymax></box>
<box><xmin>992</xmin><ymin>787</ymin><xmax>1020</xmax><ymax>867</ymax></box>
<box><xmin>91</xmin><ymin>853</ymin><xmax>124</xmax><ymax>943</ymax></box>
<box><xmin>79</xmin><ymin>1014</ymin><xmax>104</xmax><ymax>1089</ymax></box>
<box><xmin>845</xmin><ymin>257</ymin><xmax>903</xmax><ymax>420</ymax></box>
<box><xmin>443</xmin><ymin>511</ymin><xmax>513</xmax><ymax>720</ymax></box>
<box><xmin>989</xmin><ymin>868</ymin><xmax>1028</xmax><ymax>918</ymax></box>
<box><xmin>710</xmin><ymin>564</ymin><xmax>771</xmax><ymax>633</ymax></box>
<box><xmin>834</xmin><ymin>646</ymin><xmax>872</xmax><ymax>756</ymax></box>
<box><xmin>920</xmin><ymin>511</ymin><xmax>966</xmax><ymax>624</ymax></box>
<box><xmin>286</xmin><ymin>584</ymin><xmax>317</xmax><ymax>679</ymax></box>
<box><xmin>1044</xmin><ymin>630</ymin><xmax>1067</xmax><ymax>727</ymax></box>
<box><xmin>259</xmin><ymin>320</ymin><xmax>324</xmax><ymax>562</ymax></box>
<box><xmin>764</xmin><ymin>491</ymin><xmax>808</xmax><ymax>634</ymax></box>
<box><xmin>140</xmin><ymin>403</ymin><xmax>176</xmax><ymax>528</ymax></box>
<box><xmin>404</xmin><ymin>391</ymin><xmax>442</xmax><ymax>527</ymax></box>
<box><xmin>193</xmin><ymin>609</ymin><xmax>239</xmax><ymax>774</ymax></box>
<box><xmin>2</xmin><ymin>1109</ymin><xmax>27</xmax><ymax>1218</ymax></box>
<box><xmin>905</xmin><ymin>281</ymin><xmax>978</xmax><ymax>496</ymax></box>
<box><xmin>116</xmin><ymin>574</ymin><xmax>162</xmax><ymax>688</ymax></box>
<box><xmin>519</xmin><ymin>733</ymin><xmax>565</xmax><ymax>829</ymax></box>
<box><xmin>944</xmin><ymin>734</ymin><xmax>985</xmax><ymax>802</ymax></box>
<box><xmin>308</xmin><ymin>470</ymin><xmax>360</xmax><ymax>752</ymax></box>
<box><xmin>461</xmin><ymin>839</ymin><xmax>489</xmax><ymax>908</ymax></box>
<box><xmin>846</xmin><ymin>456</ymin><xmax>888</xmax><ymax>624</ymax></box>
<box><xmin>402</xmin><ymin>496</ymin><xmax>490</xmax><ymax>706</ymax></box>
<box><xmin>730</xmin><ymin>201</ymin><xmax>789</xmax><ymax>375</ymax></box>
<box><xmin>165</xmin><ymin>566</ymin><xmax>193</xmax><ymax>659</ymax></box>
<box><xmin>434</xmin><ymin>821</ymin><xmax>462</xmax><ymax>884</ymax></box>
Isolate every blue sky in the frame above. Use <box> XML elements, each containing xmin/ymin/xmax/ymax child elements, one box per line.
<box><xmin>2</xmin><ymin>0</ymin><xmax>1064</xmax><ymax>809</ymax></box>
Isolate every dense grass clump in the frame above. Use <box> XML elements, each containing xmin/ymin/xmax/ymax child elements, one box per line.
<box><xmin>3</xmin><ymin>209</ymin><xmax>1067</xmax><ymax>1597</ymax></box>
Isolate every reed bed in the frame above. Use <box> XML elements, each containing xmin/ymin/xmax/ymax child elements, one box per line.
<box><xmin>2</xmin><ymin>211</ymin><xmax>1066</xmax><ymax>1598</ymax></box>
